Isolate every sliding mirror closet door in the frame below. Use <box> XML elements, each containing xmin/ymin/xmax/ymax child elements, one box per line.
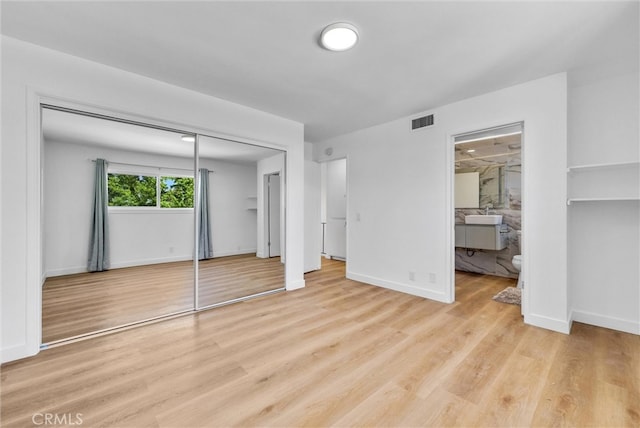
<box><xmin>196</xmin><ymin>135</ymin><xmax>286</xmax><ymax>308</ymax></box>
<box><xmin>41</xmin><ymin>106</ymin><xmax>196</xmax><ymax>343</ymax></box>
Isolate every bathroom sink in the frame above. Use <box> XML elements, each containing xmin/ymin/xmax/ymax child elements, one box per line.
<box><xmin>465</xmin><ymin>214</ymin><xmax>503</xmax><ymax>225</ymax></box>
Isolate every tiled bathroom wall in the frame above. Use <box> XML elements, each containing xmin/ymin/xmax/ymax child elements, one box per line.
<box><xmin>455</xmin><ymin>163</ymin><xmax>521</xmax><ymax>278</ymax></box>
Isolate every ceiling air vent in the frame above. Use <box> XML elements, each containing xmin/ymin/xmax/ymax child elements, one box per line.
<box><xmin>412</xmin><ymin>114</ymin><xmax>434</xmax><ymax>130</ymax></box>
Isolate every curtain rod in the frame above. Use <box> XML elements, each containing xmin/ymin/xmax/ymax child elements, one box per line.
<box><xmin>89</xmin><ymin>159</ymin><xmax>213</xmax><ymax>174</ymax></box>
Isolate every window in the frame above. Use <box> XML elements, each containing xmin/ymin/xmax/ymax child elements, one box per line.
<box><xmin>160</xmin><ymin>176</ymin><xmax>194</xmax><ymax>208</ymax></box>
<box><xmin>108</xmin><ymin>173</ymin><xmax>194</xmax><ymax>208</ymax></box>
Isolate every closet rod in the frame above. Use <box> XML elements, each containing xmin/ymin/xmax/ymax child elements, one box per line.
<box><xmin>89</xmin><ymin>159</ymin><xmax>208</xmax><ymax>174</ymax></box>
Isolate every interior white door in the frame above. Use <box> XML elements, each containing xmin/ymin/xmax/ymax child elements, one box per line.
<box><xmin>304</xmin><ymin>159</ymin><xmax>322</xmax><ymax>272</ymax></box>
<box><xmin>268</xmin><ymin>173</ymin><xmax>281</xmax><ymax>257</ymax></box>
<box><xmin>325</xmin><ymin>159</ymin><xmax>346</xmax><ymax>259</ymax></box>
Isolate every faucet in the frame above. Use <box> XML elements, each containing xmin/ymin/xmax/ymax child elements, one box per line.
<box><xmin>485</xmin><ymin>204</ymin><xmax>493</xmax><ymax>215</ymax></box>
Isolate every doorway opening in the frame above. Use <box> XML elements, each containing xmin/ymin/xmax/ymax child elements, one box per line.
<box><xmin>265</xmin><ymin>172</ymin><xmax>282</xmax><ymax>258</ymax></box>
<box><xmin>321</xmin><ymin>158</ymin><xmax>347</xmax><ymax>263</ymax></box>
<box><xmin>452</xmin><ymin>123</ymin><xmax>524</xmax><ymax>312</ymax></box>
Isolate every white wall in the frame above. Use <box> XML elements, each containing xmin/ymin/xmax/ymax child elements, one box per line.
<box><xmin>304</xmin><ymin>142</ymin><xmax>321</xmax><ymax>272</ymax></box>
<box><xmin>567</xmin><ymin>70</ymin><xmax>640</xmax><ymax>334</ymax></box>
<box><xmin>314</xmin><ymin>74</ymin><xmax>569</xmax><ymax>333</ymax></box>
<box><xmin>1</xmin><ymin>36</ymin><xmax>304</xmax><ymax>363</ymax></box>
<box><xmin>202</xmin><ymin>158</ymin><xmax>259</xmax><ymax>258</ymax></box>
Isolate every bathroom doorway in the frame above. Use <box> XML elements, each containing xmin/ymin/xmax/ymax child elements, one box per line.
<box><xmin>452</xmin><ymin>123</ymin><xmax>523</xmax><ymax>312</ymax></box>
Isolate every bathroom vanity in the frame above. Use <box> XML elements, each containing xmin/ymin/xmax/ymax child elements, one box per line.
<box><xmin>455</xmin><ymin>223</ymin><xmax>509</xmax><ymax>251</ymax></box>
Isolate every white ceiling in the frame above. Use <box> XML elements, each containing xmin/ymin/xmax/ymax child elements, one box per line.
<box><xmin>3</xmin><ymin>1</ymin><xmax>638</xmax><ymax>142</ymax></box>
<box><xmin>42</xmin><ymin>107</ymin><xmax>282</xmax><ymax>163</ymax></box>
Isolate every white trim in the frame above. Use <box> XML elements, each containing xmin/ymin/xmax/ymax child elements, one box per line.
<box><xmin>108</xmin><ymin>207</ymin><xmax>195</xmax><ymax>214</ymax></box>
<box><xmin>347</xmin><ymin>271</ymin><xmax>451</xmax><ymax>303</ymax></box>
<box><xmin>212</xmin><ymin>249</ymin><xmax>258</xmax><ymax>258</ymax></box>
<box><xmin>286</xmin><ymin>279</ymin><xmax>305</xmax><ymax>291</ymax></box>
<box><xmin>571</xmin><ymin>309</ymin><xmax>640</xmax><ymax>335</ymax></box>
<box><xmin>445</xmin><ymin>131</ymin><xmax>456</xmax><ymax>304</ymax></box>
<box><xmin>1</xmin><ymin>344</ymin><xmax>38</xmax><ymax>364</ymax></box>
<box><xmin>45</xmin><ymin>266</ymin><xmax>89</xmax><ymax>277</ymax></box>
<box><xmin>524</xmin><ymin>312</ymin><xmax>572</xmax><ymax>334</ymax></box>
<box><xmin>26</xmin><ymin>88</ymin><xmax>43</xmax><ymax>359</ymax></box>
<box><xmin>45</xmin><ymin>255</ymin><xmax>196</xmax><ymax>278</ymax></box>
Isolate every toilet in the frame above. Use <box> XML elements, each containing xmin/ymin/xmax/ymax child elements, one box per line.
<box><xmin>512</xmin><ymin>230</ymin><xmax>523</xmax><ymax>289</ymax></box>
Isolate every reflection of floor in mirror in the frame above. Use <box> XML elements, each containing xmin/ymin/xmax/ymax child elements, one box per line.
<box><xmin>198</xmin><ymin>254</ymin><xmax>284</xmax><ymax>308</ymax></box>
<box><xmin>41</xmin><ymin>254</ymin><xmax>284</xmax><ymax>343</ymax></box>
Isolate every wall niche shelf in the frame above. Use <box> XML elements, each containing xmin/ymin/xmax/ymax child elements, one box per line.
<box><xmin>246</xmin><ymin>196</ymin><xmax>257</xmax><ymax>210</ymax></box>
<box><xmin>567</xmin><ymin>160</ymin><xmax>639</xmax><ymax>173</ymax></box>
<box><xmin>567</xmin><ymin>160</ymin><xmax>639</xmax><ymax>205</ymax></box>
<box><xmin>567</xmin><ymin>197</ymin><xmax>639</xmax><ymax>205</ymax></box>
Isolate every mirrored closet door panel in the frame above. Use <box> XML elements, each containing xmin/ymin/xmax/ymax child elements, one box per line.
<box><xmin>41</xmin><ymin>106</ymin><xmax>196</xmax><ymax>343</ymax></box>
<box><xmin>196</xmin><ymin>135</ymin><xmax>286</xmax><ymax>309</ymax></box>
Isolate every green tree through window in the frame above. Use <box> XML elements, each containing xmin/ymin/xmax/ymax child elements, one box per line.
<box><xmin>160</xmin><ymin>176</ymin><xmax>194</xmax><ymax>208</ymax></box>
<box><xmin>108</xmin><ymin>174</ymin><xmax>157</xmax><ymax>207</ymax></box>
<box><xmin>108</xmin><ymin>173</ymin><xmax>194</xmax><ymax>208</ymax></box>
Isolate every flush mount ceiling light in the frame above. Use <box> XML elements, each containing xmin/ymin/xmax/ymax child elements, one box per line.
<box><xmin>181</xmin><ymin>134</ymin><xmax>195</xmax><ymax>143</ymax></box>
<box><xmin>320</xmin><ymin>22</ymin><xmax>359</xmax><ymax>51</ymax></box>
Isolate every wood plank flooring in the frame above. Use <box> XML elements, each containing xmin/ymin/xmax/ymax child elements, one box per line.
<box><xmin>198</xmin><ymin>255</ymin><xmax>284</xmax><ymax>307</ymax></box>
<box><xmin>4</xmin><ymin>259</ymin><xmax>639</xmax><ymax>427</ymax></box>
<box><xmin>42</xmin><ymin>255</ymin><xmax>284</xmax><ymax>343</ymax></box>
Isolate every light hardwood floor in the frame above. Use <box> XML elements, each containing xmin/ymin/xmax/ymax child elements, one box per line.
<box><xmin>42</xmin><ymin>254</ymin><xmax>284</xmax><ymax>343</ymax></box>
<box><xmin>4</xmin><ymin>259</ymin><xmax>639</xmax><ymax>427</ymax></box>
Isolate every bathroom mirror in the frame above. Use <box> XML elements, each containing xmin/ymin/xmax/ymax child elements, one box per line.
<box><xmin>196</xmin><ymin>135</ymin><xmax>285</xmax><ymax>309</ymax></box>
<box><xmin>455</xmin><ymin>132</ymin><xmax>521</xmax><ymax>209</ymax></box>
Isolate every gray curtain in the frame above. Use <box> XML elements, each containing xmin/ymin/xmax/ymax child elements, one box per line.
<box><xmin>88</xmin><ymin>158</ymin><xmax>110</xmax><ymax>272</ymax></box>
<box><xmin>198</xmin><ymin>168</ymin><xmax>213</xmax><ymax>260</ymax></box>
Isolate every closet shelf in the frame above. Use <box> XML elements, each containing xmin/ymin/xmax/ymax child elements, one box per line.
<box><xmin>246</xmin><ymin>196</ymin><xmax>258</xmax><ymax>210</ymax></box>
<box><xmin>567</xmin><ymin>161</ymin><xmax>639</xmax><ymax>172</ymax></box>
<box><xmin>567</xmin><ymin>197</ymin><xmax>640</xmax><ymax>205</ymax></box>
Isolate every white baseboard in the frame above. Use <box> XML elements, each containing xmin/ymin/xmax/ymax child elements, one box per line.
<box><xmin>45</xmin><ymin>265</ymin><xmax>88</xmax><ymax>277</ymax></box>
<box><xmin>110</xmin><ymin>255</ymin><xmax>193</xmax><ymax>269</ymax></box>
<box><xmin>347</xmin><ymin>271</ymin><xmax>449</xmax><ymax>303</ymax></box>
<box><xmin>286</xmin><ymin>279</ymin><xmax>305</xmax><ymax>291</ymax></box>
<box><xmin>213</xmin><ymin>248</ymin><xmax>257</xmax><ymax>258</ymax></box>
<box><xmin>304</xmin><ymin>264</ymin><xmax>321</xmax><ymax>273</ymax></box>
<box><xmin>571</xmin><ymin>309</ymin><xmax>639</xmax><ymax>335</ymax></box>
<box><xmin>46</xmin><ymin>255</ymin><xmax>194</xmax><ymax>278</ymax></box>
<box><xmin>1</xmin><ymin>343</ymin><xmax>39</xmax><ymax>364</ymax></box>
<box><xmin>524</xmin><ymin>312</ymin><xmax>572</xmax><ymax>334</ymax></box>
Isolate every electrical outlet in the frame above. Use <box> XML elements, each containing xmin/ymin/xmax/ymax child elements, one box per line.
<box><xmin>409</xmin><ymin>271</ymin><xmax>415</xmax><ymax>281</ymax></box>
<box><xmin>429</xmin><ymin>273</ymin><xmax>436</xmax><ymax>283</ymax></box>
